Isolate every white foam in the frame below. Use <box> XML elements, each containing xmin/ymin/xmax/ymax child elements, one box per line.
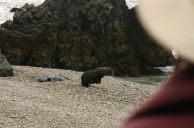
<box><xmin>125</xmin><ymin>0</ymin><xmax>137</xmax><ymax>9</ymax></box>
<box><xmin>0</xmin><ymin>0</ymin><xmax>44</xmax><ymax>24</ymax></box>
<box><xmin>154</xmin><ymin>66</ymin><xmax>175</xmax><ymax>73</ymax></box>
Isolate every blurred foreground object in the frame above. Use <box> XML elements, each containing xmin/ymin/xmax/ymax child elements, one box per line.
<box><xmin>137</xmin><ymin>0</ymin><xmax>194</xmax><ymax>63</ymax></box>
<box><xmin>121</xmin><ymin>0</ymin><xmax>194</xmax><ymax>128</ymax></box>
<box><xmin>122</xmin><ymin>63</ymin><xmax>194</xmax><ymax>128</ymax></box>
<box><xmin>172</xmin><ymin>49</ymin><xmax>179</xmax><ymax>60</ymax></box>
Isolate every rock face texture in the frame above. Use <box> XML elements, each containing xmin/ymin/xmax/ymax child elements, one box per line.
<box><xmin>0</xmin><ymin>0</ymin><xmax>173</xmax><ymax>76</ymax></box>
<box><xmin>0</xmin><ymin>53</ymin><xmax>13</xmax><ymax>77</ymax></box>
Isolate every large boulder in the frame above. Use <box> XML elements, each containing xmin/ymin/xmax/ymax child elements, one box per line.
<box><xmin>0</xmin><ymin>53</ymin><xmax>13</xmax><ymax>77</ymax></box>
<box><xmin>0</xmin><ymin>0</ymin><xmax>173</xmax><ymax>76</ymax></box>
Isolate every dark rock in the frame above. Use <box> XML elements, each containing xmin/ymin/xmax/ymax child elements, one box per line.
<box><xmin>0</xmin><ymin>53</ymin><xmax>13</xmax><ymax>77</ymax></box>
<box><xmin>13</xmin><ymin>3</ymin><xmax>35</xmax><ymax>23</ymax></box>
<box><xmin>0</xmin><ymin>0</ymin><xmax>174</xmax><ymax>76</ymax></box>
<box><xmin>37</xmin><ymin>72</ymin><xmax>70</xmax><ymax>82</ymax></box>
<box><xmin>1</xmin><ymin>20</ymin><xmax>12</xmax><ymax>28</ymax></box>
<box><xmin>10</xmin><ymin>7</ymin><xmax>19</xmax><ymax>12</ymax></box>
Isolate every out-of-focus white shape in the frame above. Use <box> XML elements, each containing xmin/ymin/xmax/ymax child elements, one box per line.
<box><xmin>137</xmin><ymin>0</ymin><xmax>194</xmax><ymax>63</ymax></box>
<box><xmin>125</xmin><ymin>0</ymin><xmax>137</xmax><ymax>9</ymax></box>
<box><xmin>0</xmin><ymin>0</ymin><xmax>44</xmax><ymax>24</ymax></box>
<box><xmin>154</xmin><ymin>66</ymin><xmax>175</xmax><ymax>73</ymax></box>
<box><xmin>172</xmin><ymin>49</ymin><xmax>179</xmax><ymax>59</ymax></box>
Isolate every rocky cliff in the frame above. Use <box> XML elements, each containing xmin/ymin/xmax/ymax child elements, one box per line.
<box><xmin>0</xmin><ymin>0</ymin><xmax>173</xmax><ymax>76</ymax></box>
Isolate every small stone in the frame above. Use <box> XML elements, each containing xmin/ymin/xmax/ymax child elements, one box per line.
<box><xmin>0</xmin><ymin>53</ymin><xmax>13</xmax><ymax>77</ymax></box>
<box><xmin>37</xmin><ymin>72</ymin><xmax>70</xmax><ymax>82</ymax></box>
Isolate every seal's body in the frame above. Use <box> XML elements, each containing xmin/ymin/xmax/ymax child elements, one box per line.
<box><xmin>81</xmin><ymin>67</ymin><xmax>113</xmax><ymax>87</ymax></box>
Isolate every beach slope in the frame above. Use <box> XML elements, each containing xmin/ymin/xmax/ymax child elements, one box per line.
<box><xmin>0</xmin><ymin>66</ymin><xmax>156</xmax><ymax>128</ymax></box>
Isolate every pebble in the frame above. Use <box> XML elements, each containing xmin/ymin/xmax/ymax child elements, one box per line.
<box><xmin>0</xmin><ymin>66</ymin><xmax>157</xmax><ymax>128</ymax></box>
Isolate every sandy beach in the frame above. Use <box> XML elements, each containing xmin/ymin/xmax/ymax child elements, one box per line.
<box><xmin>0</xmin><ymin>66</ymin><xmax>157</xmax><ymax>128</ymax></box>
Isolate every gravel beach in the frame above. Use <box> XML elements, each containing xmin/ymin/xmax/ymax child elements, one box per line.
<box><xmin>0</xmin><ymin>66</ymin><xmax>158</xmax><ymax>128</ymax></box>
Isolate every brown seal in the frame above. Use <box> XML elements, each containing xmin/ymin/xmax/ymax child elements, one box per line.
<box><xmin>81</xmin><ymin>67</ymin><xmax>113</xmax><ymax>87</ymax></box>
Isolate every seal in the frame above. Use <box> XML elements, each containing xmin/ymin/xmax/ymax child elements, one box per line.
<box><xmin>81</xmin><ymin>67</ymin><xmax>113</xmax><ymax>87</ymax></box>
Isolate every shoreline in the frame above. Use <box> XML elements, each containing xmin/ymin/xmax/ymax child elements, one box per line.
<box><xmin>0</xmin><ymin>66</ymin><xmax>157</xmax><ymax>128</ymax></box>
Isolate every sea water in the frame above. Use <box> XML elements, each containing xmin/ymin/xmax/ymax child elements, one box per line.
<box><xmin>0</xmin><ymin>0</ymin><xmax>45</xmax><ymax>24</ymax></box>
<box><xmin>119</xmin><ymin>66</ymin><xmax>174</xmax><ymax>86</ymax></box>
